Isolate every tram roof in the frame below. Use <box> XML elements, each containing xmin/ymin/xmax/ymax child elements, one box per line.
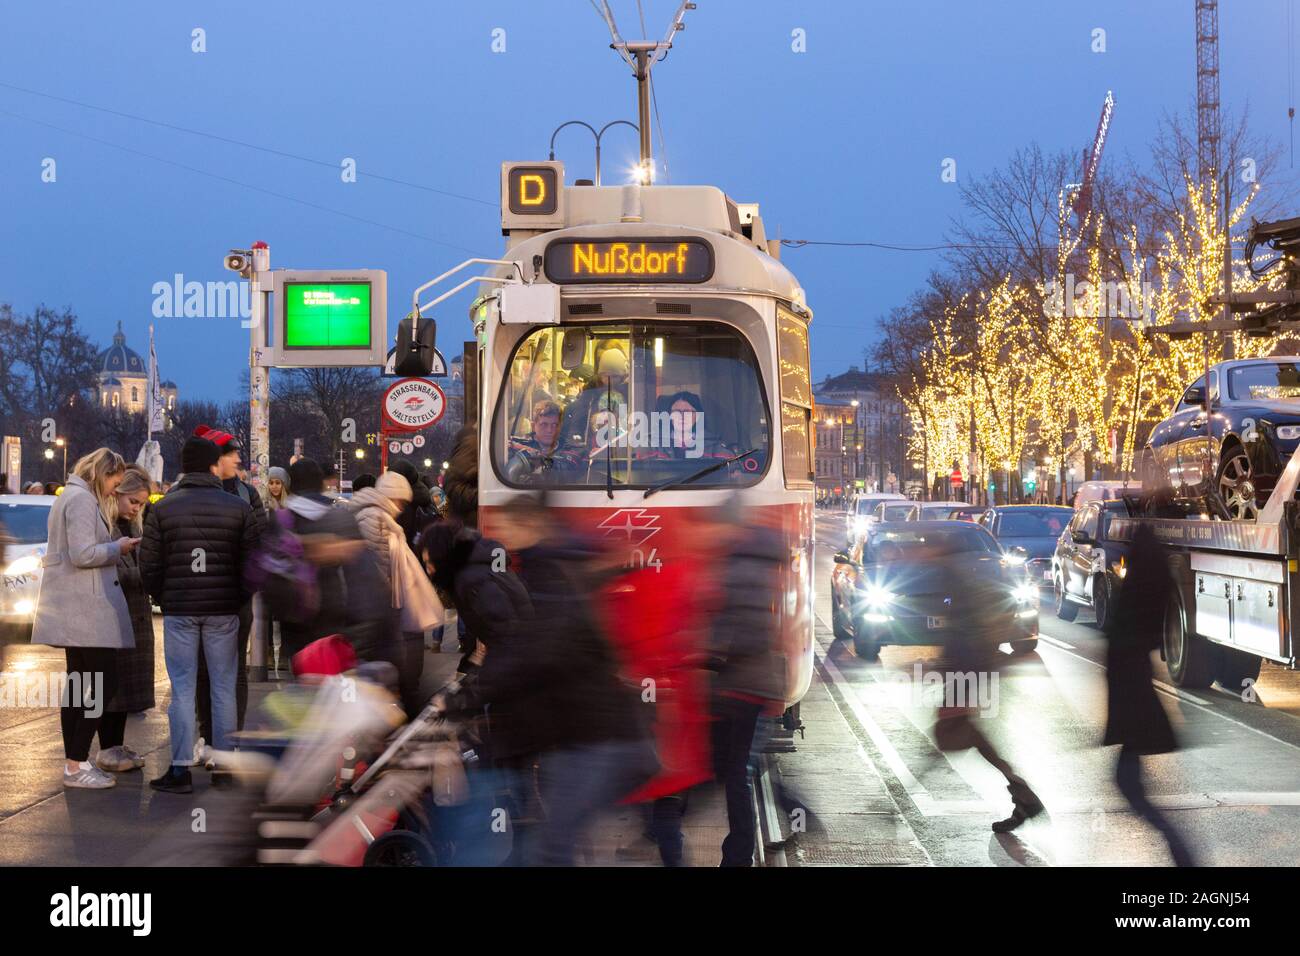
<box><xmin>488</xmin><ymin>179</ymin><xmax>808</xmax><ymax>312</ymax></box>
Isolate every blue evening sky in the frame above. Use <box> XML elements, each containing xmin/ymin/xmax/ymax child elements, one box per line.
<box><xmin>2</xmin><ymin>0</ymin><xmax>1298</xmax><ymax>400</ymax></box>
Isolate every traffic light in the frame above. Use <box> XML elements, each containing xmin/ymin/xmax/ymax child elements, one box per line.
<box><xmin>1024</xmin><ymin>475</ymin><xmax>1037</xmax><ymax>495</ymax></box>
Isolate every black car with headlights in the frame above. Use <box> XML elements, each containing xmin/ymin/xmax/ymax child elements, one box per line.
<box><xmin>1050</xmin><ymin>498</ymin><xmax>1132</xmax><ymax>630</ymax></box>
<box><xmin>977</xmin><ymin>505</ymin><xmax>1074</xmax><ymax>588</ymax></box>
<box><xmin>1142</xmin><ymin>357</ymin><xmax>1300</xmax><ymax>519</ymax></box>
<box><xmin>830</xmin><ymin>520</ymin><xmax>1040</xmax><ymax>661</ymax></box>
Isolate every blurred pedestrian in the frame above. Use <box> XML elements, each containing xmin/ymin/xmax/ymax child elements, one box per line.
<box><xmin>1104</xmin><ymin>524</ymin><xmax>1194</xmax><ymax>866</ymax></box>
<box><xmin>387</xmin><ymin>459</ymin><xmax>434</xmax><ymax>549</ymax></box>
<box><xmin>933</xmin><ymin>556</ymin><xmax>1045</xmax><ymax>832</ymax></box>
<box><xmin>349</xmin><ymin>469</ymin><xmax>437</xmax><ymax>717</ymax></box>
<box><xmin>31</xmin><ymin>449</ymin><xmax>135</xmax><ymax>790</ymax></box>
<box><xmin>43</xmin><ymin>482</ymin><xmax>60</xmax><ymax>496</ymax></box>
<box><xmin>192</xmin><ymin>425</ymin><xmax>266</xmax><ymax>750</ymax></box>
<box><xmin>95</xmin><ymin>465</ymin><xmax>155</xmax><ymax>773</ymax></box>
<box><xmin>24</xmin><ymin>482</ymin><xmax>44</xmax><ymax>495</ymax></box>
<box><xmin>442</xmin><ymin>425</ymin><xmax>479</xmax><ymax>529</ymax></box>
<box><xmin>262</xmin><ymin>466</ymin><xmax>290</xmax><ymax>511</ymax></box>
<box><xmin>278</xmin><ymin>457</ymin><xmax>389</xmax><ymax>667</ymax></box>
<box><xmin>351</xmin><ymin>472</ymin><xmax>377</xmax><ymax>493</ymax></box>
<box><xmin>140</xmin><ymin>436</ymin><xmax>259</xmax><ymax>793</ymax></box>
<box><xmin>700</xmin><ymin>499</ymin><xmax>787</xmax><ymax>866</ymax></box>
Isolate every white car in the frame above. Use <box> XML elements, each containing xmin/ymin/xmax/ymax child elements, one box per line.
<box><xmin>0</xmin><ymin>495</ymin><xmax>54</xmax><ymax>641</ymax></box>
<box><xmin>845</xmin><ymin>492</ymin><xmax>907</xmax><ymax>543</ymax></box>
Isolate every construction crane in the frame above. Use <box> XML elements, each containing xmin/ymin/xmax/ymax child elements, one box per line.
<box><xmin>1195</xmin><ymin>0</ymin><xmax>1222</xmax><ymax>181</ymax></box>
<box><xmin>1071</xmin><ymin>90</ymin><xmax>1116</xmax><ymax>220</ymax></box>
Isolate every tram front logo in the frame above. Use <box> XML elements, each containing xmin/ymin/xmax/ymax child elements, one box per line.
<box><xmin>597</xmin><ymin>509</ymin><xmax>662</xmax><ymax>548</ymax></box>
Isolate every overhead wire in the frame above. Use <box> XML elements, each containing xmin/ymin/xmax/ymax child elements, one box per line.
<box><xmin>0</xmin><ymin>108</ymin><xmax>484</xmax><ymax>255</ymax></box>
<box><xmin>0</xmin><ymin>80</ymin><xmax>496</xmax><ymax>207</ymax></box>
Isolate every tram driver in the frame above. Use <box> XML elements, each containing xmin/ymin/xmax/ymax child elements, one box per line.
<box><xmin>505</xmin><ymin>398</ymin><xmax>573</xmax><ymax>482</ymax></box>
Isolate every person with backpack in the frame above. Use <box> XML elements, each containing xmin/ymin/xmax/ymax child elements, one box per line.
<box><xmin>192</xmin><ymin>425</ymin><xmax>266</xmax><ymax>752</ymax></box>
<box><xmin>274</xmin><ymin>458</ymin><xmax>390</xmax><ymax>669</ymax></box>
<box><xmin>140</xmin><ymin>436</ymin><xmax>260</xmax><ymax>793</ymax></box>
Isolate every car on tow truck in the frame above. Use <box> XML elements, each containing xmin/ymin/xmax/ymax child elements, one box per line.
<box><xmin>830</xmin><ymin>520</ymin><xmax>1040</xmax><ymax>660</ymax></box>
<box><xmin>1141</xmin><ymin>357</ymin><xmax>1300</xmax><ymax>519</ymax></box>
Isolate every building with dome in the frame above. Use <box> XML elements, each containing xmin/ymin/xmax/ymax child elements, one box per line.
<box><xmin>95</xmin><ymin>322</ymin><xmax>178</xmax><ymax>414</ymax></box>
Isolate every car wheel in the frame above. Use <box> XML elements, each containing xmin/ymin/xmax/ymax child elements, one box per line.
<box><xmin>1010</xmin><ymin>638</ymin><xmax>1038</xmax><ymax>654</ymax></box>
<box><xmin>1216</xmin><ymin>444</ymin><xmax>1262</xmax><ymax>520</ymax></box>
<box><xmin>852</xmin><ymin>629</ymin><xmax>880</xmax><ymax>661</ymax></box>
<box><xmin>1054</xmin><ymin>575</ymin><xmax>1078</xmax><ymax>621</ymax></box>
<box><xmin>831</xmin><ymin>595</ymin><xmax>852</xmax><ymax>641</ymax></box>
<box><xmin>1214</xmin><ymin>646</ymin><xmax>1262</xmax><ymax>696</ymax></box>
<box><xmin>1162</xmin><ymin>592</ymin><xmax>1214</xmax><ymax>688</ymax></box>
<box><xmin>1092</xmin><ymin>575</ymin><xmax>1112</xmax><ymax>632</ymax></box>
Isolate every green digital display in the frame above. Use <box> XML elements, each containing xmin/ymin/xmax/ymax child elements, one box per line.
<box><xmin>283</xmin><ymin>282</ymin><xmax>372</xmax><ymax>348</ymax></box>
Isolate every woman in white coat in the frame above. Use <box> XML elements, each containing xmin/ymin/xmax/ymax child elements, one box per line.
<box><xmin>30</xmin><ymin>448</ymin><xmax>139</xmax><ymax>789</ymax></box>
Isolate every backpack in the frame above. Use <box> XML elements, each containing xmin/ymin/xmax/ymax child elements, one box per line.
<box><xmin>245</xmin><ymin>508</ymin><xmax>320</xmax><ymax>624</ymax></box>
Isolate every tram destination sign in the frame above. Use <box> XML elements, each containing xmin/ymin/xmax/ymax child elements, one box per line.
<box><xmin>544</xmin><ymin>237</ymin><xmax>714</xmax><ymax>284</ymax></box>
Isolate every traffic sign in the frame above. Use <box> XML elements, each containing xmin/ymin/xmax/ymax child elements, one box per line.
<box><xmin>382</xmin><ymin>378</ymin><xmax>446</xmax><ymax>432</ymax></box>
<box><xmin>950</xmin><ymin>466</ymin><xmax>963</xmax><ymax>486</ymax></box>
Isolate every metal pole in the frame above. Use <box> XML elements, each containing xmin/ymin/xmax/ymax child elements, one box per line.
<box><xmin>248</xmin><ymin>242</ymin><xmax>270</xmax><ymax>683</ymax></box>
<box><xmin>635</xmin><ymin>49</ymin><xmax>652</xmax><ymax>167</ymax></box>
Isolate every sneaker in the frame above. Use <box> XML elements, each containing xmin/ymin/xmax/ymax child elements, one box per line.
<box><xmin>64</xmin><ymin>762</ymin><xmax>116</xmax><ymax>789</ymax></box>
<box><xmin>149</xmin><ymin>767</ymin><xmax>194</xmax><ymax>794</ymax></box>
<box><xmin>192</xmin><ymin>736</ymin><xmax>206</xmax><ymax>765</ymax></box>
<box><xmin>121</xmin><ymin>746</ymin><xmax>147</xmax><ymax>769</ymax></box>
<box><xmin>95</xmin><ymin>746</ymin><xmax>139</xmax><ymax>773</ymax></box>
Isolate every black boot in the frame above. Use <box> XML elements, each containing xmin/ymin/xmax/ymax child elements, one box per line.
<box><xmin>149</xmin><ymin>766</ymin><xmax>193</xmax><ymax>794</ymax></box>
<box><xmin>992</xmin><ymin>781</ymin><xmax>1044</xmax><ymax>832</ymax></box>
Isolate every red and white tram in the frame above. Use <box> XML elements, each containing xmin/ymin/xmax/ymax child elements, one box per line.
<box><xmin>413</xmin><ymin>164</ymin><xmax>815</xmax><ymax>795</ymax></box>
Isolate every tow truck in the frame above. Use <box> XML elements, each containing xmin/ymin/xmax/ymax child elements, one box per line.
<box><xmin>1122</xmin><ymin>215</ymin><xmax>1300</xmax><ymax>690</ymax></box>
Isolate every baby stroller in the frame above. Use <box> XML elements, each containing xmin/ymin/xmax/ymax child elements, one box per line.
<box><xmin>220</xmin><ymin>652</ymin><xmax>479</xmax><ymax>867</ymax></box>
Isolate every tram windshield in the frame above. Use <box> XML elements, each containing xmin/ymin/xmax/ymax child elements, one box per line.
<box><xmin>494</xmin><ymin>322</ymin><xmax>770</xmax><ymax>488</ymax></box>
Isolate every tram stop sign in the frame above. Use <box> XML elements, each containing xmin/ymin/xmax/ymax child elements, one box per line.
<box><xmin>382</xmin><ymin>378</ymin><xmax>446</xmax><ymax>431</ymax></box>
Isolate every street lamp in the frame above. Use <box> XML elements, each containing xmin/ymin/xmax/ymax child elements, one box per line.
<box><xmin>423</xmin><ymin>458</ymin><xmax>433</xmax><ymax>469</ymax></box>
<box><xmin>548</xmin><ymin>120</ymin><xmax>639</xmax><ymax>186</ymax></box>
<box><xmin>354</xmin><ymin>448</ymin><xmax>366</xmax><ymax>460</ymax></box>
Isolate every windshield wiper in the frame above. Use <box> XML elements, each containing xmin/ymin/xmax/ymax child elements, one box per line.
<box><xmin>643</xmin><ymin>448</ymin><xmax>759</xmax><ymax>499</ymax></box>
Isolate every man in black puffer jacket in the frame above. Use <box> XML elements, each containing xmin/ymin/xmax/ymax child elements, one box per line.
<box><xmin>140</xmin><ymin>436</ymin><xmax>260</xmax><ymax>794</ymax></box>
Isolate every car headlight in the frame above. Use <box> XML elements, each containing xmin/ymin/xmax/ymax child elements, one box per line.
<box><xmin>861</xmin><ymin>583</ymin><xmax>898</xmax><ymax>609</ymax></box>
<box><xmin>13</xmin><ymin>599</ymin><xmax>34</xmax><ymax>616</ymax></box>
<box><xmin>1012</xmin><ymin>582</ymin><xmax>1038</xmax><ymax>605</ymax></box>
<box><xmin>4</xmin><ymin>555</ymin><xmax>39</xmax><ymax>577</ymax></box>
<box><xmin>1002</xmin><ymin>552</ymin><xmax>1027</xmax><ymax>566</ymax></box>
<box><xmin>1277</xmin><ymin>425</ymin><xmax>1300</xmax><ymax>440</ymax></box>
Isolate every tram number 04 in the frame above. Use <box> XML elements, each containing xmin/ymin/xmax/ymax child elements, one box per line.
<box><xmin>626</xmin><ymin>548</ymin><xmax>663</xmax><ymax>573</ymax></box>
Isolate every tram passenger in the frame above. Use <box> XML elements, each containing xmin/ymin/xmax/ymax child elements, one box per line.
<box><xmin>561</xmin><ymin>345</ymin><xmax>629</xmax><ymax>448</ymax></box>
